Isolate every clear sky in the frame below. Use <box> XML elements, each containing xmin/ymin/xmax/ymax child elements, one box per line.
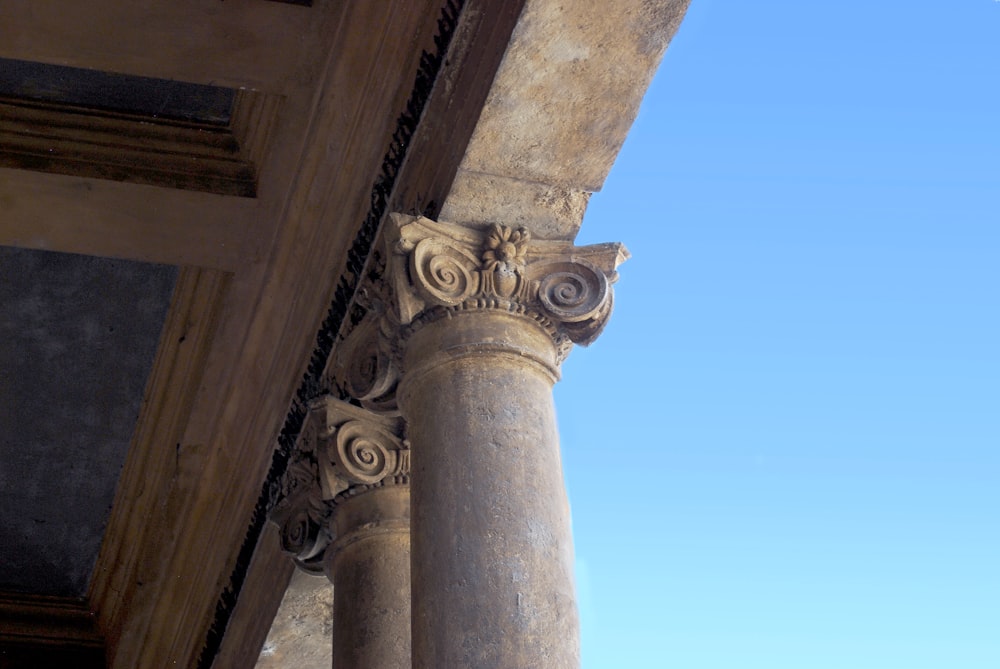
<box><xmin>556</xmin><ymin>2</ymin><xmax>1000</xmax><ymax>667</ymax></box>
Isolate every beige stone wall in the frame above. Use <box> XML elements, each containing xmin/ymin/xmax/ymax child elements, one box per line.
<box><xmin>256</xmin><ymin>571</ymin><xmax>332</xmax><ymax>668</ymax></box>
<box><xmin>442</xmin><ymin>0</ymin><xmax>690</xmax><ymax>238</ymax></box>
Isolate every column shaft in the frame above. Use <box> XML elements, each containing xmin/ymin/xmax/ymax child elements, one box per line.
<box><xmin>326</xmin><ymin>485</ymin><xmax>411</xmax><ymax>669</ymax></box>
<box><xmin>401</xmin><ymin>309</ymin><xmax>579</xmax><ymax>669</ymax></box>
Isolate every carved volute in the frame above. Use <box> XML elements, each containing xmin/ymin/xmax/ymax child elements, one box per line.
<box><xmin>387</xmin><ymin>214</ymin><xmax>627</xmax><ymax>345</ymax></box>
<box><xmin>333</xmin><ymin>213</ymin><xmax>629</xmax><ymax>406</ymax></box>
<box><xmin>268</xmin><ymin>396</ymin><xmax>408</xmax><ymax>573</ymax></box>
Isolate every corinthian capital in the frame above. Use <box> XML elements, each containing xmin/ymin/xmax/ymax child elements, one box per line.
<box><xmin>269</xmin><ymin>396</ymin><xmax>408</xmax><ymax>572</ymax></box>
<box><xmin>385</xmin><ymin>213</ymin><xmax>629</xmax><ymax>346</ymax></box>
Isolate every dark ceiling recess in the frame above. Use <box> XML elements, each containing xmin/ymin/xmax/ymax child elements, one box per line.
<box><xmin>0</xmin><ymin>58</ymin><xmax>234</xmax><ymax>125</ymax></box>
<box><xmin>0</xmin><ymin>246</ymin><xmax>177</xmax><ymax>597</ymax></box>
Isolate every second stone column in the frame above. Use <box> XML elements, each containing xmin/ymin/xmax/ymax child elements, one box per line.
<box><xmin>269</xmin><ymin>397</ymin><xmax>411</xmax><ymax>669</ymax></box>
<box><xmin>326</xmin><ymin>484</ymin><xmax>410</xmax><ymax>668</ymax></box>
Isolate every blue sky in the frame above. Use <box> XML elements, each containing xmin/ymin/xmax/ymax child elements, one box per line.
<box><xmin>557</xmin><ymin>2</ymin><xmax>1000</xmax><ymax>667</ymax></box>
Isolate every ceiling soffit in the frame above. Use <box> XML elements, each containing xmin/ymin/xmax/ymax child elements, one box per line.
<box><xmin>27</xmin><ymin>1</ymin><xmax>531</xmax><ymax>666</ymax></box>
<box><xmin>0</xmin><ymin>0</ymin><xmax>685</xmax><ymax>666</ymax></box>
<box><xmin>0</xmin><ymin>246</ymin><xmax>176</xmax><ymax>598</ymax></box>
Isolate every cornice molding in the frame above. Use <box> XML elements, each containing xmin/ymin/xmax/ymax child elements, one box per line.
<box><xmin>0</xmin><ymin>592</ymin><xmax>103</xmax><ymax>650</ymax></box>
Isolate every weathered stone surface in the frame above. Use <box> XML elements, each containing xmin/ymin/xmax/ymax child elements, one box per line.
<box><xmin>441</xmin><ymin>0</ymin><xmax>691</xmax><ymax>238</ymax></box>
<box><xmin>256</xmin><ymin>570</ymin><xmax>332</xmax><ymax>669</ymax></box>
<box><xmin>439</xmin><ymin>171</ymin><xmax>591</xmax><ymax>240</ymax></box>
<box><xmin>402</xmin><ymin>308</ymin><xmax>579</xmax><ymax>669</ymax></box>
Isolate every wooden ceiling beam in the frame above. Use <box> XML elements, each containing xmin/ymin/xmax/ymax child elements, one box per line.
<box><xmin>0</xmin><ymin>167</ymin><xmax>254</xmax><ymax>270</ymax></box>
<box><xmin>0</xmin><ymin>0</ymin><xmax>332</xmax><ymax>93</ymax></box>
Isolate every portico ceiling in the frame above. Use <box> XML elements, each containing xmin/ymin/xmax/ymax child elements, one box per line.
<box><xmin>0</xmin><ymin>1</ymin><xmax>530</xmax><ymax>665</ymax></box>
<box><xmin>0</xmin><ymin>0</ymin><xmax>688</xmax><ymax>666</ymax></box>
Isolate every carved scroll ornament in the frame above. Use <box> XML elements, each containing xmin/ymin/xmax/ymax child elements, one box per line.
<box><xmin>386</xmin><ymin>214</ymin><xmax>627</xmax><ymax>345</ymax></box>
<box><xmin>332</xmin><ymin>214</ymin><xmax>629</xmax><ymax>407</ymax></box>
<box><xmin>269</xmin><ymin>396</ymin><xmax>408</xmax><ymax>572</ymax></box>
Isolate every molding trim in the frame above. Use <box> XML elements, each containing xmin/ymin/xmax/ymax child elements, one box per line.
<box><xmin>0</xmin><ymin>592</ymin><xmax>105</xmax><ymax>667</ymax></box>
<box><xmin>0</xmin><ymin>90</ymin><xmax>278</xmax><ymax>197</ymax></box>
<box><xmin>0</xmin><ymin>593</ymin><xmax>102</xmax><ymax>649</ymax></box>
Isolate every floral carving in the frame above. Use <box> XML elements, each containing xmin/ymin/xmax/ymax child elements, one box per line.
<box><xmin>480</xmin><ymin>224</ymin><xmax>529</xmax><ymax>297</ymax></box>
<box><xmin>482</xmin><ymin>224</ymin><xmax>529</xmax><ymax>272</ymax></box>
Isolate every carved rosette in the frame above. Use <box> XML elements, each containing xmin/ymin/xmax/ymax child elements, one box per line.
<box><xmin>268</xmin><ymin>396</ymin><xmax>408</xmax><ymax>572</ymax></box>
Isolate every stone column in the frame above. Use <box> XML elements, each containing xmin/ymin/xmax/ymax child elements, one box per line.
<box><xmin>269</xmin><ymin>397</ymin><xmax>410</xmax><ymax>669</ymax></box>
<box><xmin>326</xmin><ymin>485</ymin><xmax>409</xmax><ymax>669</ymax></box>
<box><xmin>347</xmin><ymin>214</ymin><xmax>627</xmax><ymax>668</ymax></box>
<box><xmin>403</xmin><ymin>307</ymin><xmax>577</xmax><ymax>668</ymax></box>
